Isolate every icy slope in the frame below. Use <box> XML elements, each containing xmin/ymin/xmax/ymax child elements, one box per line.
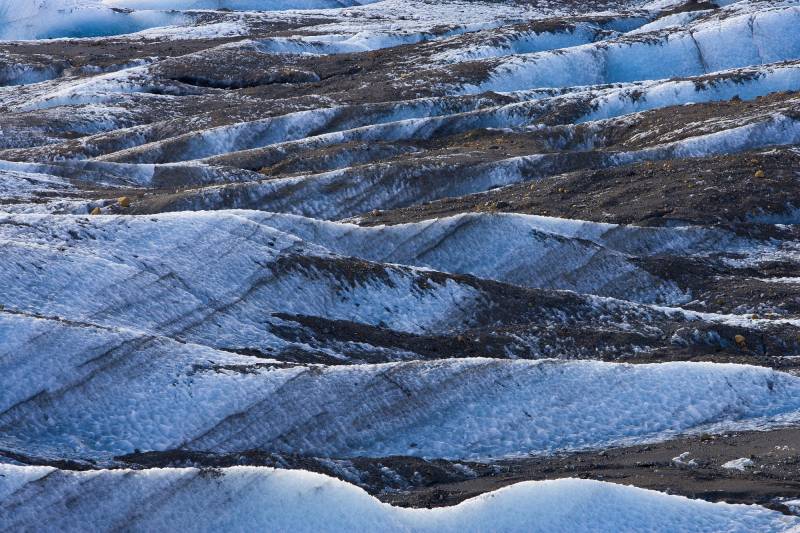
<box><xmin>49</xmin><ymin>62</ymin><xmax>798</xmax><ymax>165</ymax></box>
<box><xmin>5</xmin><ymin>209</ymin><xmax>793</xmax><ymax>366</ymax></box>
<box><xmin>0</xmin><ymin>210</ymin><xmax>689</xmax><ymax>307</ymax></box>
<box><xmin>252</xmin><ymin>211</ymin><xmax>749</xmax><ymax>301</ymax></box>
<box><xmin>3</xmin><ymin>328</ymin><xmax>800</xmax><ymax>461</ymax></box>
<box><xmin>1</xmin><ymin>466</ymin><xmax>796</xmax><ymax>532</ymax></box>
<box><xmin>471</xmin><ymin>3</ymin><xmax>800</xmax><ymax>92</ymax></box>
<box><xmin>0</xmin><ymin>212</ymin><xmax>490</xmax><ymax>344</ymax></box>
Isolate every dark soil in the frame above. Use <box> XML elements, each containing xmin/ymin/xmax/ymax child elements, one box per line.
<box><xmin>358</xmin><ymin>148</ymin><xmax>800</xmax><ymax>228</ymax></box>
<box><xmin>11</xmin><ymin>426</ymin><xmax>797</xmax><ymax>514</ymax></box>
<box><xmin>382</xmin><ymin>427</ymin><xmax>800</xmax><ymax>514</ymax></box>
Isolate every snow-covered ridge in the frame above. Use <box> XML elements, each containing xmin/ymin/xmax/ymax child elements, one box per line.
<box><xmin>1</xmin><ymin>209</ymin><xmax>794</xmax><ymax>362</ymax></box>
<box><xmin>3</xmin><ymin>322</ymin><xmax>800</xmax><ymax>461</ymax></box>
<box><xmin>431</xmin><ymin>21</ymin><xmax>624</xmax><ymax>64</ymax></box>
<box><xmin>0</xmin><ymin>209</ymin><xmax>750</xmax><ymax>331</ymax></box>
<box><xmin>1</xmin><ymin>466</ymin><xmax>796</xmax><ymax>532</ymax></box>
<box><xmin>0</xmin><ymin>211</ymin><xmax>491</xmax><ymax>348</ymax></box>
<box><xmin>131</xmin><ymin>108</ymin><xmax>800</xmax><ymax>221</ymax></box>
<box><xmin>5</xmin><ymin>74</ymin><xmax>785</xmax><ymax>220</ymax></box>
<box><xmin>19</xmin><ymin>60</ymin><xmax>789</xmax><ymax>167</ymax></box>
<box><xmin>250</xmin><ymin>210</ymin><xmax>748</xmax><ymax>302</ymax></box>
<box><xmin>469</xmin><ymin>5</ymin><xmax>800</xmax><ymax>92</ymax></box>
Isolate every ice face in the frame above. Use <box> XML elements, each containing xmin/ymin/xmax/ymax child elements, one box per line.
<box><xmin>0</xmin><ymin>1</ymin><xmax>188</xmax><ymax>40</ymax></box>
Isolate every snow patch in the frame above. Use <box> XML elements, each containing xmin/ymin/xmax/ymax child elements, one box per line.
<box><xmin>722</xmin><ymin>457</ymin><xmax>755</xmax><ymax>471</ymax></box>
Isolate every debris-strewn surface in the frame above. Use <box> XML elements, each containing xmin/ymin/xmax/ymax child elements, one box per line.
<box><xmin>1</xmin><ymin>0</ymin><xmax>800</xmax><ymax>530</ymax></box>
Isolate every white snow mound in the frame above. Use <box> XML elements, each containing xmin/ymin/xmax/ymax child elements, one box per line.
<box><xmin>0</xmin><ymin>465</ymin><xmax>797</xmax><ymax>532</ymax></box>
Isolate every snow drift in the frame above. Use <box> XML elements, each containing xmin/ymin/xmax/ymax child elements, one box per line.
<box><xmin>0</xmin><ymin>465</ymin><xmax>796</xmax><ymax>532</ymax></box>
<box><xmin>3</xmin><ymin>323</ymin><xmax>800</xmax><ymax>460</ymax></box>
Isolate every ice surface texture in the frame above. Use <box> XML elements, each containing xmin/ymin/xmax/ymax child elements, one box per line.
<box><xmin>1</xmin><ymin>465</ymin><xmax>797</xmax><ymax>532</ymax></box>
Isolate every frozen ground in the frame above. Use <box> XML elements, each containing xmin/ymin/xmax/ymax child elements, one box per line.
<box><xmin>1</xmin><ymin>0</ymin><xmax>800</xmax><ymax>531</ymax></box>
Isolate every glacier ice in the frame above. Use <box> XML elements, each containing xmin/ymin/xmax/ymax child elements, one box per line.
<box><xmin>0</xmin><ymin>465</ymin><xmax>797</xmax><ymax>532</ymax></box>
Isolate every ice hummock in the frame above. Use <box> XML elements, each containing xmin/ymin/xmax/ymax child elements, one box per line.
<box><xmin>4</xmin><ymin>319</ymin><xmax>800</xmax><ymax>461</ymax></box>
<box><xmin>0</xmin><ymin>465</ymin><xmax>797</xmax><ymax>532</ymax></box>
